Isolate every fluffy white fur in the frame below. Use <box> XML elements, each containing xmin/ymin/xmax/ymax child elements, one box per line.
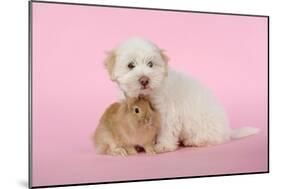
<box><xmin>106</xmin><ymin>37</ymin><xmax>259</xmax><ymax>153</ymax></box>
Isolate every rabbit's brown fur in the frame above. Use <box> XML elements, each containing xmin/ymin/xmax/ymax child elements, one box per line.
<box><xmin>93</xmin><ymin>97</ymin><xmax>160</xmax><ymax>156</ymax></box>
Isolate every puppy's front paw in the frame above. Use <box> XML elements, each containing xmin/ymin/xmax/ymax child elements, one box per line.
<box><xmin>155</xmin><ymin>143</ymin><xmax>177</xmax><ymax>153</ymax></box>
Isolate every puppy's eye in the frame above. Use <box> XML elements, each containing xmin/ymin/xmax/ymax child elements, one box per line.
<box><xmin>128</xmin><ymin>62</ymin><xmax>135</xmax><ymax>69</ymax></box>
<box><xmin>134</xmin><ymin>107</ymin><xmax>139</xmax><ymax>114</ymax></box>
<box><xmin>147</xmin><ymin>61</ymin><xmax>153</xmax><ymax>68</ymax></box>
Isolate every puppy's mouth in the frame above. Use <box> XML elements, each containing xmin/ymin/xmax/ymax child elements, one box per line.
<box><xmin>141</xmin><ymin>85</ymin><xmax>150</xmax><ymax>90</ymax></box>
<box><xmin>139</xmin><ymin>86</ymin><xmax>152</xmax><ymax>94</ymax></box>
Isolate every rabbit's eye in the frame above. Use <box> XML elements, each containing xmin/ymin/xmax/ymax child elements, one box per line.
<box><xmin>134</xmin><ymin>107</ymin><xmax>139</xmax><ymax>113</ymax></box>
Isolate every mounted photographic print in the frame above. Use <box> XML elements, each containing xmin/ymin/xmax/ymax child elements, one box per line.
<box><xmin>29</xmin><ymin>1</ymin><xmax>269</xmax><ymax>188</ymax></box>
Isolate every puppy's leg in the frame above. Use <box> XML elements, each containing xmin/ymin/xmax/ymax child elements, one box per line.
<box><xmin>180</xmin><ymin>116</ymin><xmax>229</xmax><ymax>147</ymax></box>
<box><xmin>155</xmin><ymin>122</ymin><xmax>180</xmax><ymax>153</ymax></box>
<box><xmin>182</xmin><ymin>138</ymin><xmax>209</xmax><ymax>147</ymax></box>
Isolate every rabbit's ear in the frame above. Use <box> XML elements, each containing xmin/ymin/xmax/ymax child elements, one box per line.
<box><xmin>120</xmin><ymin>99</ymin><xmax>130</xmax><ymax>113</ymax></box>
<box><xmin>125</xmin><ymin>97</ymin><xmax>137</xmax><ymax>112</ymax></box>
<box><xmin>140</xmin><ymin>95</ymin><xmax>156</xmax><ymax>111</ymax></box>
<box><xmin>148</xmin><ymin>100</ymin><xmax>156</xmax><ymax>112</ymax></box>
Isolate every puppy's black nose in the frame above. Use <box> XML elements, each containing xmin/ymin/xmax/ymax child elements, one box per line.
<box><xmin>139</xmin><ymin>76</ymin><xmax>149</xmax><ymax>87</ymax></box>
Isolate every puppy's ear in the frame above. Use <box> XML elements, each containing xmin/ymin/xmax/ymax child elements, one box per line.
<box><xmin>160</xmin><ymin>50</ymin><xmax>169</xmax><ymax>77</ymax></box>
<box><xmin>104</xmin><ymin>50</ymin><xmax>117</xmax><ymax>81</ymax></box>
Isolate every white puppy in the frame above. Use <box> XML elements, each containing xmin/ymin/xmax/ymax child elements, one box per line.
<box><xmin>104</xmin><ymin>37</ymin><xmax>259</xmax><ymax>153</ymax></box>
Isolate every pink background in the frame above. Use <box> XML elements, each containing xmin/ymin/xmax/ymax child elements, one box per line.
<box><xmin>32</xmin><ymin>2</ymin><xmax>268</xmax><ymax>187</ymax></box>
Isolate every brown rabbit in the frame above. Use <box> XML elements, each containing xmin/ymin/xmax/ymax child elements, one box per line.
<box><xmin>93</xmin><ymin>96</ymin><xmax>160</xmax><ymax>156</ymax></box>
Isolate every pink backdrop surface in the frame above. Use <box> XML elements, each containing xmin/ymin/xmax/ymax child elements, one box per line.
<box><xmin>31</xmin><ymin>2</ymin><xmax>268</xmax><ymax>187</ymax></box>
